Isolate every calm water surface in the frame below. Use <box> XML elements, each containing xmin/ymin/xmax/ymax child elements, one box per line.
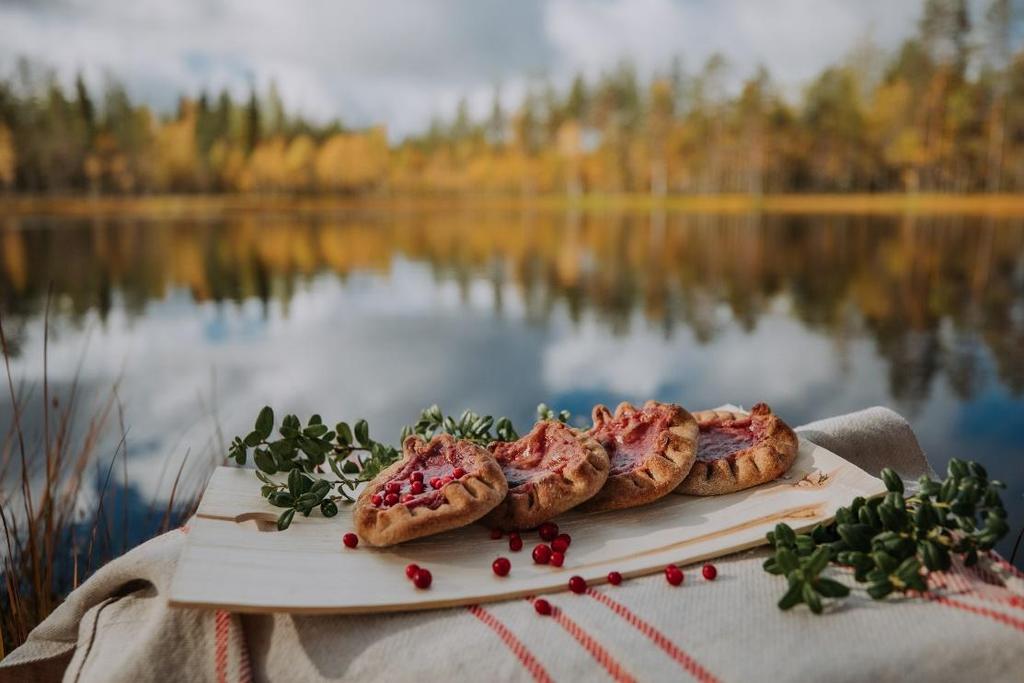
<box><xmin>2</xmin><ymin>209</ymin><xmax>1022</xmax><ymax>562</ymax></box>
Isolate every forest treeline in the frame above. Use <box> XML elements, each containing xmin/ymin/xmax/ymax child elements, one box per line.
<box><xmin>0</xmin><ymin>0</ymin><xmax>1022</xmax><ymax>196</ymax></box>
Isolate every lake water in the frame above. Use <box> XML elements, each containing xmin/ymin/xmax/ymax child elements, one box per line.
<box><xmin>1</xmin><ymin>208</ymin><xmax>1022</xmax><ymax>563</ymax></box>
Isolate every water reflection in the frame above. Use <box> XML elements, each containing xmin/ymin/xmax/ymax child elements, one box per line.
<box><xmin>4</xmin><ymin>211</ymin><xmax>1024</xmax><ymax>402</ymax></box>
<box><xmin>1</xmin><ymin>209</ymin><xmax>1022</xmax><ymax>561</ymax></box>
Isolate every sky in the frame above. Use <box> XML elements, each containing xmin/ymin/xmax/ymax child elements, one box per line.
<box><xmin>0</xmin><ymin>0</ymin><xmax>928</xmax><ymax>139</ymax></box>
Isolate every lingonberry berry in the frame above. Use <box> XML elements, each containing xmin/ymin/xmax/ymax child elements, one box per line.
<box><xmin>607</xmin><ymin>571</ymin><xmax>623</xmax><ymax>585</ymax></box>
<box><xmin>550</xmin><ymin>551</ymin><xmax>564</xmax><ymax>567</ymax></box>
<box><xmin>568</xmin><ymin>575</ymin><xmax>587</xmax><ymax>594</ymax></box>
<box><xmin>532</xmin><ymin>544</ymin><xmax>552</xmax><ymax>564</ymax></box>
<box><xmin>384</xmin><ymin>493</ymin><xmax>399</xmax><ymax>506</ymax></box>
<box><xmin>509</xmin><ymin>533</ymin><xmax>523</xmax><ymax>552</ymax></box>
<box><xmin>492</xmin><ymin>557</ymin><xmax>511</xmax><ymax>577</ymax></box>
<box><xmin>413</xmin><ymin>568</ymin><xmax>432</xmax><ymax>589</ymax></box>
<box><xmin>665</xmin><ymin>565</ymin><xmax>684</xmax><ymax>586</ymax></box>
<box><xmin>405</xmin><ymin>563</ymin><xmax>420</xmax><ymax>580</ymax></box>
<box><xmin>538</xmin><ymin>522</ymin><xmax>559</xmax><ymax>542</ymax></box>
<box><xmin>410</xmin><ymin>481</ymin><xmax>425</xmax><ymax>495</ymax></box>
<box><xmin>452</xmin><ymin>467</ymin><xmax>466</xmax><ymax>478</ymax></box>
<box><xmin>534</xmin><ymin>599</ymin><xmax>552</xmax><ymax>616</ymax></box>
<box><xmin>551</xmin><ymin>534</ymin><xmax>571</xmax><ymax>553</ymax></box>
<box><xmin>702</xmin><ymin>564</ymin><xmax>718</xmax><ymax>581</ymax></box>
<box><xmin>371</xmin><ymin>493</ymin><xmax>383</xmax><ymax>506</ymax></box>
<box><xmin>430</xmin><ymin>477</ymin><xmax>443</xmax><ymax>490</ymax></box>
<box><xmin>342</xmin><ymin>533</ymin><xmax>358</xmax><ymax>549</ymax></box>
<box><xmin>490</xmin><ymin>528</ymin><xmax>503</xmax><ymax>540</ymax></box>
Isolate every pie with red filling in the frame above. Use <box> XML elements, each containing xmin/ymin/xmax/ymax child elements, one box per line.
<box><xmin>579</xmin><ymin>400</ymin><xmax>698</xmax><ymax>513</ymax></box>
<box><xmin>675</xmin><ymin>402</ymin><xmax>798</xmax><ymax>496</ymax></box>
<box><xmin>483</xmin><ymin>420</ymin><xmax>610</xmax><ymax>530</ymax></box>
<box><xmin>354</xmin><ymin>433</ymin><xmax>507</xmax><ymax>546</ymax></box>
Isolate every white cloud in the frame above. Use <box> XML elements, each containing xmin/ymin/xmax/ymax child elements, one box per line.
<box><xmin>0</xmin><ymin>0</ymin><xmax>930</xmax><ymax>138</ymax></box>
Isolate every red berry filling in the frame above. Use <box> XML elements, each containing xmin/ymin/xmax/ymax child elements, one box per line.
<box><xmin>371</xmin><ymin>437</ymin><xmax>477</xmax><ymax>510</ymax></box>
<box><xmin>697</xmin><ymin>413</ymin><xmax>767</xmax><ymax>463</ymax></box>
<box><xmin>590</xmin><ymin>402</ymin><xmax>679</xmax><ymax>475</ymax></box>
<box><xmin>491</xmin><ymin>421</ymin><xmax>581</xmax><ymax>489</ymax></box>
<box><xmin>492</xmin><ymin>557</ymin><xmax>511</xmax><ymax>576</ymax></box>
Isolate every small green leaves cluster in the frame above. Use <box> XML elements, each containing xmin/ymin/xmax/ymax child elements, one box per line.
<box><xmin>229</xmin><ymin>407</ymin><xmax>400</xmax><ymax>530</ymax></box>
<box><xmin>400</xmin><ymin>404</ymin><xmax>519</xmax><ymax>446</ymax></box>
<box><xmin>764</xmin><ymin>459</ymin><xmax>1008</xmax><ymax>614</ymax></box>
<box><xmin>536</xmin><ymin>403</ymin><xmax>572</xmax><ymax>424</ymax></box>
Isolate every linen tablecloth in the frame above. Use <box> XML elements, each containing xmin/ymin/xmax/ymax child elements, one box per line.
<box><xmin>2</xmin><ymin>407</ymin><xmax>1022</xmax><ymax>682</ymax></box>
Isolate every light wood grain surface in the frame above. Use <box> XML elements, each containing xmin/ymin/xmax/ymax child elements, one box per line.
<box><xmin>168</xmin><ymin>438</ymin><xmax>883</xmax><ymax>614</ymax></box>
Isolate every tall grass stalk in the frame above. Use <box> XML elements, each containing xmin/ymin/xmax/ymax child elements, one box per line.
<box><xmin>0</xmin><ymin>299</ymin><xmax>202</xmax><ymax>657</ymax></box>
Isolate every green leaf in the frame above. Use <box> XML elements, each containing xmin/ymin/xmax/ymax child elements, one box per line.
<box><xmin>277</xmin><ymin>509</ymin><xmax>295</xmax><ymax>531</ymax></box>
<box><xmin>243</xmin><ymin>430</ymin><xmax>263</xmax><ymax>448</ymax></box>
<box><xmin>268</xmin><ymin>491</ymin><xmax>294</xmax><ymax>508</ymax></box>
<box><xmin>804</xmin><ymin>547</ymin><xmax>831</xmax><ymax>576</ymax></box>
<box><xmin>288</xmin><ymin>468</ymin><xmax>312</xmax><ymax>497</ymax></box>
<box><xmin>303</xmin><ymin>423</ymin><xmax>329</xmax><ymax>438</ymax></box>
<box><xmin>814</xmin><ymin>577</ymin><xmax>850</xmax><ymax>598</ymax></box>
<box><xmin>774</xmin><ymin>523</ymin><xmax>797</xmax><ymax>547</ymax></box>
<box><xmin>354</xmin><ymin>419</ymin><xmax>370</xmax><ymax>447</ymax></box>
<box><xmin>881</xmin><ymin>468</ymin><xmax>903</xmax><ymax>494</ymax></box>
<box><xmin>802</xmin><ymin>583</ymin><xmax>823</xmax><ymax>614</ymax></box>
<box><xmin>894</xmin><ymin>557</ymin><xmax>922</xmax><ymax>585</ymax></box>
<box><xmin>255</xmin><ymin>406</ymin><xmax>274</xmax><ymax>440</ymax></box>
<box><xmin>867</xmin><ymin>579</ymin><xmax>893</xmax><ymax>600</ymax></box>
<box><xmin>776</xmin><ymin>547</ymin><xmax>800</xmax><ymax>574</ymax></box>
<box><xmin>778</xmin><ymin>578</ymin><xmax>804</xmax><ymax>610</ymax></box>
<box><xmin>320</xmin><ymin>500</ymin><xmax>338</xmax><ymax>518</ymax></box>
<box><xmin>253</xmin><ymin>448</ymin><xmax>277</xmax><ymax>474</ymax></box>
<box><xmin>837</xmin><ymin>523</ymin><xmax>873</xmax><ymax>552</ymax></box>
<box><xmin>335</xmin><ymin>421</ymin><xmax>353</xmax><ymax>445</ymax></box>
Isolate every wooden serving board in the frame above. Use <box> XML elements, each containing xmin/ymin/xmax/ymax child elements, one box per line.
<box><xmin>168</xmin><ymin>438</ymin><xmax>883</xmax><ymax>614</ymax></box>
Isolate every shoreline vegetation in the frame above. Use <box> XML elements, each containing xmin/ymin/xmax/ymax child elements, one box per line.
<box><xmin>0</xmin><ymin>310</ymin><xmax>204</xmax><ymax>657</ymax></box>
<box><xmin>3</xmin><ymin>2</ymin><xmax>1024</xmax><ymax>200</ymax></box>
<box><xmin>5</xmin><ymin>193</ymin><xmax>1024</xmax><ymax>218</ymax></box>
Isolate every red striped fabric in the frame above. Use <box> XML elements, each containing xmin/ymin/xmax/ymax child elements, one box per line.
<box><xmin>922</xmin><ymin>593</ymin><xmax>1024</xmax><ymax>632</ymax></box>
<box><xmin>214</xmin><ymin>610</ymin><xmax>230</xmax><ymax>683</ymax></box>
<box><xmin>586</xmin><ymin>589</ymin><xmax>720</xmax><ymax>683</ymax></box>
<box><xmin>466</xmin><ymin>604</ymin><xmax>552</xmax><ymax>683</ymax></box>
<box><xmin>526</xmin><ymin>598</ymin><xmax>636</xmax><ymax>683</ymax></box>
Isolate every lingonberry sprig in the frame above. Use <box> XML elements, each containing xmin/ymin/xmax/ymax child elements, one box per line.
<box><xmin>536</xmin><ymin>403</ymin><xmax>572</xmax><ymax>424</ymax></box>
<box><xmin>400</xmin><ymin>404</ymin><xmax>519</xmax><ymax>446</ymax></box>
<box><xmin>228</xmin><ymin>407</ymin><xmax>401</xmax><ymax>529</ymax></box>
<box><xmin>764</xmin><ymin>459</ymin><xmax>1008</xmax><ymax>614</ymax></box>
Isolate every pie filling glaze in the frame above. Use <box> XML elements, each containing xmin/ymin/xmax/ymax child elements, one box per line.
<box><xmin>591</xmin><ymin>403</ymin><xmax>676</xmax><ymax>475</ymax></box>
<box><xmin>696</xmin><ymin>416</ymin><xmax>765</xmax><ymax>462</ymax></box>
<box><xmin>491</xmin><ymin>421</ymin><xmax>580</xmax><ymax>488</ymax></box>
<box><xmin>373</xmin><ymin>438</ymin><xmax>478</xmax><ymax>510</ymax></box>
